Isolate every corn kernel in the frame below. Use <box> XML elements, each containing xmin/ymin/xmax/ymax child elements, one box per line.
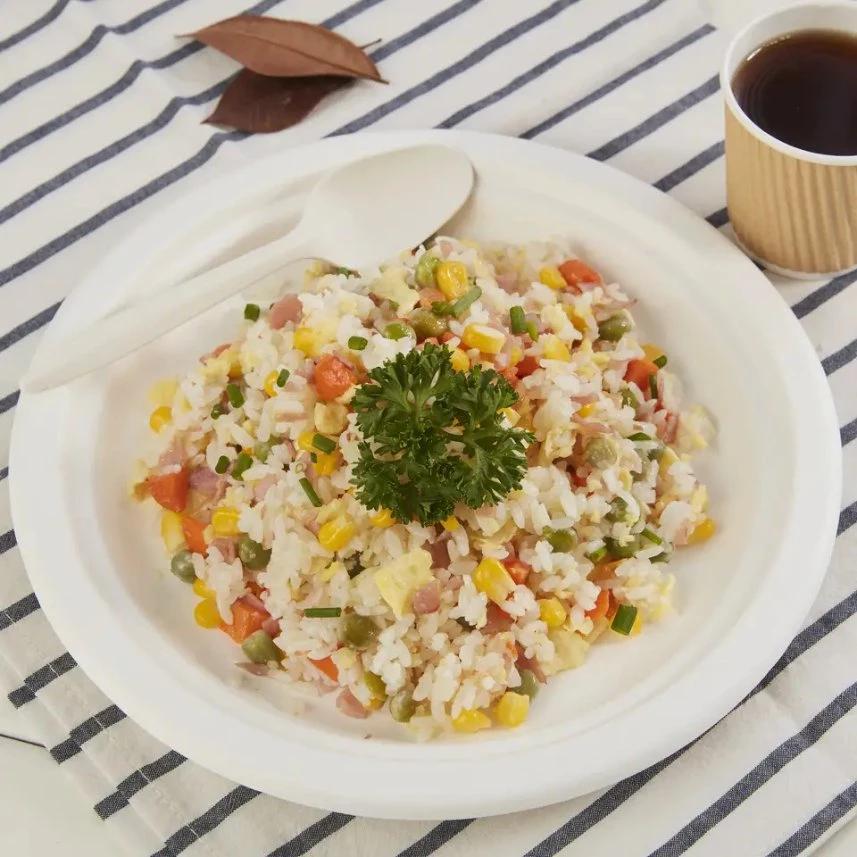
<box><xmin>370</xmin><ymin>509</ymin><xmax>395</xmax><ymax>528</ymax></box>
<box><xmin>499</xmin><ymin>407</ymin><xmax>520</xmax><ymax>427</ymax></box>
<box><xmin>364</xmin><ymin>671</ymin><xmax>387</xmax><ymax>700</ymax></box>
<box><xmin>149</xmin><ymin>405</ymin><xmax>172</xmax><ymax>433</ymax></box>
<box><xmin>160</xmin><ymin>511</ymin><xmax>185</xmax><ymax>553</ymax></box>
<box><xmin>630</xmin><ymin>611</ymin><xmax>644</xmax><ymax>636</ymax></box>
<box><xmin>193</xmin><ymin>578</ymin><xmax>215</xmax><ymax>599</ymax></box>
<box><xmin>538</xmin><ymin>597</ymin><xmax>567</xmax><ymax>629</ymax></box>
<box><xmin>441</xmin><ymin>516</ymin><xmax>459</xmax><ymax>531</ymax></box>
<box><xmin>450</xmin><ymin>348</ymin><xmax>470</xmax><ymax>372</ymax></box>
<box><xmin>495</xmin><ymin>691</ymin><xmax>530</xmax><ymax>728</ymax></box>
<box><xmin>193</xmin><ymin>599</ymin><xmax>221</xmax><ymax>629</ymax></box>
<box><xmin>294</xmin><ymin>327</ymin><xmax>319</xmax><ymax>357</ymax></box>
<box><xmin>687</xmin><ymin>517</ymin><xmax>716</xmax><ymax>545</ymax></box>
<box><xmin>577</xmin><ymin>402</ymin><xmax>596</xmax><ymax>418</ymax></box>
<box><xmin>509</xmin><ymin>345</ymin><xmax>523</xmax><ymax>366</ymax></box>
<box><xmin>473</xmin><ymin>558</ymin><xmax>516</xmax><ymax>604</ymax></box>
<box><xmin>314</xmin><ymin>451</ymin><xmax>340</xmax><ymax>477</ymax></box>
<box><xmin>147</xmin><ymin>378</ymin><xmax>178</xmax><ymax>407</ymax></box>
<box><xmin>539</xmin><ymin>266</ymin><xmax>567</xmax><ymax>290</ymax></box>
<box><xmin>659</xmin><ymin>447</ymin><xmax>679</xmax><ymax>479</ymax></box>
<box><xmin>211</xmin><ymin>507</ymin><xmax>241</xmax><ymax>538</ymax></box>
<box><xmin>263</xmin><ymin>371</ymin><xmax>279</xmax><ymax>397</ymax></box>
<box><xmin>543</xmin><ymin>335</ymin><xmax>571</xmax><ymax>362</ymax></box>
<box><xmin>642</xmin><ymin>343</ymin><xmax>666</xmax><ymax>364</ymax></box>
<box><xmin>318</xmin><ymin>516</ymin><xmax>356</xmax><ymax>552</ymax></box>
<box><xmin>462</xmin><ymin>324</ymin><xmax>505</xmax><ymax>355</ymax></box>
<box><xmin>435</xmin><ymin>261</ymin><xmax>469</xmax><ymax>300</ymax></box>
<box><xmin>452</xmin><ymin>710</ymin><xmax>492</xmax><ymax>733</ymax></box>
<box><xmin>563</xmin><ymin>305</ymin><xmax>589</xmax><ymax>333</ymax></box>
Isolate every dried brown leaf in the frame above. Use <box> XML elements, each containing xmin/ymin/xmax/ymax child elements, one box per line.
<box><xmin>184</xmin><ymin>15</ymin><xmax>383</xmax><ymax>81</ymax></box>
<box><xmin>204</xmin><ymin>71</ymin><xmax>352</xmax><ymax>133</ymax></box>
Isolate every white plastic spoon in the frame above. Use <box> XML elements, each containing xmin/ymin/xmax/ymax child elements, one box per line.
<box><xmin>21</xmin><ymin>144</ymin><xmax>474</xmax><ymax>394</ymax></box>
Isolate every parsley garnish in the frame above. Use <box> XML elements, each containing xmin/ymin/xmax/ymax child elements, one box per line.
<box><xmin>351</xmin><ymin>344</ymin><xmax>533</xmax><ymax>525</ymax></box>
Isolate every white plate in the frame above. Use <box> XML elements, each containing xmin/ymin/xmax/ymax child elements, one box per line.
<box><xmin>9</xmin><ymin>131</ymin><xmax>842</xmax><ymax>820</ymax></box>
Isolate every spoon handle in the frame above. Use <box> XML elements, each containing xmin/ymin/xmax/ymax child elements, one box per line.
<box><xmin>21</xmin><ymin>226</ymin><xmax>316</xmax><ymax>394</ymax></box>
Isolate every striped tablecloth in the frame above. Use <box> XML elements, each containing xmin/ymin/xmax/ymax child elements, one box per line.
<box><xmin>1</xmin><ymin>1</ymin><xmax>856</xmax><ymax>855</ymax></box>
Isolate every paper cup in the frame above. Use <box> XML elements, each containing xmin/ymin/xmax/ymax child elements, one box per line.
<box><xmin>722</xmin><ymin>2</ymin><xmax>857</xmax><ymax>278</ymax></box>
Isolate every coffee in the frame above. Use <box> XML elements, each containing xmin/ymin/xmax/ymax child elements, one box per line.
<box><xmin>732</xmin><ymin>29</ymin><xmax>857</xmax><ymax>156</ymax></box>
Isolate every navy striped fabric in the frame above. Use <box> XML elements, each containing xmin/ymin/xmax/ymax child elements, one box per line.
<box><xmin>1</xmin><ymin>1</ymin><xmax>855</xmax><ymax>855</ymax></box>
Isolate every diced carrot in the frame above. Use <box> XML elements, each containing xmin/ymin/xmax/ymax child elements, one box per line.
<box><xmin>506</xmin><ymin>559</ymin><xmax>532</xmax><ymax>585</ymax></box>
<box><xmin>439</xmin><ymin>331</ymin><xmax>456</xmax><ymax>344</ymax></box>
<box><xmin>499</xmin><ymin>366</ymin><xmax>518</xmax><ymax>386</ymax></box>
<box><xmin>314</xmin><ymin>354</ymin><xmax>356</xmax><ymax>402</ymax></box>
<box><xmin>515</xmin><ymin>356</ymin><xmax>540</xmax><ymax>378</ymax></box>
<box><xmin>559</xmin><ymin>259</ymin><xmax>602</xmax><ymax>291</ymax></box>
<box><xmin>309</xmin><ymin>655</ymin><xmax>339</xmax><ymax>682</ymax></box>
<box><xmin>606</xmin><ymin>591</ymin><xmax>619</xmax><ymax>621</ymax></box>
<box><xmin>585</xmin><ymin>588</ymin><xmax>611</xmax><ymax>622</ymax></box>
<box><xmin>624</xmin><ymin>359</ymin><xmax>659</xmax><ymax>394</ymax></box>
<box><xmin>147</xmin><ymin>468</ymin><xmax>189</xmax><ymax>513</ymax></box>
<box><xmin>181</xmin><ymin>516</ymin><xmax>208</xmax><ymax>555</ymax></box>
<box><xmin>220</xmin><ymin>599</ymin><xmax>269</xmax><ymax>643</ymax></box>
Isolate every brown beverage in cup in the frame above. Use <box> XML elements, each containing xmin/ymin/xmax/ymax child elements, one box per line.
<box><xmin>722</xmin><ymin>2</ymin><xmax>857</xmax><ymax>277</ymax></box>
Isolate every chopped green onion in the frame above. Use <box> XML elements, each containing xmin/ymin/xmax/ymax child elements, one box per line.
<box><xmin>605</xmin><ymin>497</ymin><xmax>629</xmax><ymax>523</ymax></box>
<box><xmin>451</xmin><ymin>286</ymin><xmax>481</xmax><ymax>317</ymax></box>
<box><xmin>210</xmin><ymin>402</ymin><xmax>226</xmax><ymax>420</ymax></box>
<box><xmin>304</xmin><ymin>607</ymin><xmax>342</xmax><ymax>618</ymax></box>
<box><xmin>276</xmin><ymin>369</ymin><xmax>290</xmax><ymax>387</ymax></box>
<box><xmin>653</xmin><ymin>354</ymin><xmax>668</xmax><ymax>369</ymax></box>
<box><xmin>611</xmin><ymin>604</ymin><xmax>638</xmax><ymax>635</ymax></box>
<box><xmin>641</xmin><ymin>528</ymin><xmax>662</xmax><ymax>545</ymax></box>
<box><xmin>587</xmin><ymin>546</ymin><xmax>608</xmax><ymax>563</ymax></box>
<box><xmin>620</xmin><ymin>388</ymin><xmax>639</xmax><ymax>410</ymax></box>
<box><xmin>510</xmin><ymin>306</ymin><xmax>527</xmax><ymax>334</ymax></box>
<box><xmin>649</xmin><ymin>375</ymin><xmax>658</xmax><ymax>399</ymax></box>
<box><xmin>431</xmin><ymin>301</ymin><xmax>454</xmax><ymax>317</ymax></box>
<box><xmin>312</xmin><ymin>434</ymin><xmax>336</xmax><ymax>454</ymax></box>
<box><xmin>214</xmin><ymin>455</ymin><xmax>230</xmax><ymax>475</ymax></box>
<box><xmin>243</xmin><ymin>303</ymin><xmax>260</xmax><ymax>321</ymax></box>
<box><xmin>310</xmin><ymin>452</ymin><xmax>318</xmax><ymax>463</ymax></box>
<box><xmin>300</xmin><ymin>477</ymin><xmax>322</xmax><ymax>507</ymax></box>
<box><xmin>226</xmin><ymin>383</ymin><xmax>244</xmax><ymax>408</ymax></box>
<box><xmin>348</xmin><ymin>336</ymin><xmax>368</xmax><ymax>351</ymax></box>
<box><xmin>335</xmin><ymin>267</ymin><xmax>357</xmax><ymax>278</ymax></box>
<box><xmin>648</xmin><ymin>443</ymin><xmax>665</xmax><ymax>462</ymax></box>
<box><xmin>526</xmin><ymin>319</ymin><xmax>540</xmax><ymax>341</ymax></box>
<box><xmin>628</xmin><ymin>432</ymin><xmax>652</xmax><ymax>441</ymax></box>
<box><xmin>605</xmin><ymin>536</ymin><xmax>638</xmax><ymax>559</ymax></box>
<box><xmin>651</xmin><ymin>551</ymin><xmax>670</xmax><ymax>563</ymax></box>
<box><xmin>232</xmin><ymin>452</ymin><xmax>253</xmax><ymax>480</ymax></box>
<box><xmin>384</xmin><ymin>322</ymin><xmax>413</xmax><ymax>340</ymax></box>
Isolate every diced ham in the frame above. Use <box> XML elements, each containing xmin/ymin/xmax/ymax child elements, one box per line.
<box><xmin>482</xmin><ymin>602</ymin><xmax>514</xmax><ymax>634</ymax></box>
<box><xmin>189</xmin><ymin>467</ymin><xmax>222</xmax><ymax>495</ymax></box>
<box><xmin>304</xmin><ymin>518</ymin><xmax>321</xmax><ymax>536</ymax></box>
<box><xmin>253</xmin><ymin>474</ymin><xmax>277</xmax><ymax>502</ymax></box>
<box><xmin>262</xmin><ymin>617</ymin><xmax>280</xmax><ymax>637</ymax></box>
<box><xmin>516</xmin><ymin>643</ymin><xmax>547</xmax><ymax>683</ymax></box>
<box><xmin>336</xmin><ymin>687</ymin><xmax>369</xmax><ymax>719</ymax></box>
<box><xmin>412</xmin><ymin>581</ymin><xmax>441</xmax><ymax>615</ymax></box>
<box><xmin>659</xmin><ymin>412</ymin><xmax>679</xmax><ymax>444</ymax></box>
<box><xmin>210</xmin><ymin>537</ymin><xmax>237</xmax><ymax>563</ymax></box>
<box><xmin>156</xmin><ymin>437</ymin><xmax>185</xmax><ymax>471</ymax></box>
<box><xmin>445</xmin><ymin>575</ymin><xmax>464</xmax><ymax>592</ymax></box>
<box><xmin>428</xmin><ymin>539</ymin><xmax>451</xmax><ymax>570</ymax></box>
<box><xmin>495</xmin><ymin>273</ymin><xmax>519</xmax><ymax>293</ymax></box>
<box><xmin>240</xmin><ymin>592</ymin><xmax>268</xmax><ymax>615</ymax></box>
<box><xmin>236</xmin><ymin>662</ymin><xmax>270</xmax><ymax>676</ymax></box>
<box><xmin>201</xmin><ymin>343</ymin><xmax>231</xmax><ymax>362</ymax></box>
<box><xmin>268</xmin><ymin>294</ymin><xmax>302</xmax><ymax>329</ymax></box>
<box><xmin>418</xmin><ymin>287</ymin><xmax>445</xmax><ymax>308</ymax></box>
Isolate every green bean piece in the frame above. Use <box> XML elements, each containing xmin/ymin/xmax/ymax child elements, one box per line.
<box><xmin>312</xmin><ymin>434</ymin><xmax>336</xmax><ymax>454</ymax></box>
<box><xmin>305</xmin><ymin>607</ymin><xmax>342</xmax><ymax>618</ymax></box>
<box><xmin>300</xmin><ymin>478</ymin><xmax>322</xmax><ymax>507</ymax></box>
<box><xmin>649</xmin><ymin>374</ymin><xmax>659</xmax><ymax>399</ymax></box>
<box><xmin>605</xmin><ymin>536</ymin><xmax>639</xmax><ymax>560</ymax></box>
<box><xmin>238</xmin><ymin>536</ymin><xmax>271</xmax><ymax>570</ymax></box>
<box><xmin>628</xmin><ymin>432</ymin><xmax>652</xmax><ymax>441</ymax></box>
<box><xmin>214</xmin><ymin>456</ymin><xmax>230</xmax><ymax>475</ymax></box>
<box><xmin>276</xmin><ymin>369</ymin><xmax>290</xmax><ymax>387</ymax></box>
<box><xmin>605</xmin><ymin>497</ymin><xmax>630</xmax><ymax>523</ymax></box>
<box><xmin>231</xmin><ymin>452</ymin><xmax>253</xmax><ymax>480</ymax></box>
<box><xmin>611</xmin><ymin>604</ymin><xmax>638</xmax><ymax>635</ymax></box>
<box><xmin>510</xmin><ymin>306</ymin><xmax>527</xmax><ymax>334</ymax></box>
<box><xmin>226</xmin><ymin>383</ymin><xmax>244</xmax><ymax>408</ymax></box>
<box><xmin>244</xmin><ymin>303</ymin><xmax>260</xmax><ymax>322</ymax></box>
<box><xmin>586</xmin><ymin>546</ymin><xmax>608</xmax><ymax>563</ymax></box>
<box><xmin>620</xmin><ymin>388</ymin><xmax>640</xmax><ymax>410</ymax></box>
<box><xmin>210</xmin><ymin>402</ymin><xmax>226</xmax><ymax>420</ymax></box>
<box><xmin>170</xmin><ymin>550</ymin><xmax>196</xmax><ymax>583</ymax></box>
<box><xmin>241</xmin><ymin>630</ymin><xmax>283</xmax><ymax>664</ymax></box>
<box><xmin>640</xmin><ymin>528</ymin><xmax>662</xmax><ymax>545</ymax></box>
<box><xmin>653</xmin><ymin>354</ymin><xmax>667</xmax><ymax>368</ymax></box>
<box><xmin>451</xmin><ymin>286</ymin><xmax>482</xmax><ymax>317</ymax></box>
<box><xmin>526</xmin><ymin>319</ymin><xmax>540</xmax><ymax>341</ymax></box>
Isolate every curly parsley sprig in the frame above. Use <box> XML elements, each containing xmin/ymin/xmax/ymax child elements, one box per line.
<box><xmin>351</xmin><ymin>344</ymin><xmax>533</xmax><ymax>525</ymax></box>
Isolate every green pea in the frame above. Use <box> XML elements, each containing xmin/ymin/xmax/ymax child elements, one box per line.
<box><xmin>517</xmin><ymin>669</ymin><xmax>540</xmax><ymax>701</ymax></box>
<box><xmin>341</xmin><ymin>613</ymin><xmax>379</xmax><ymax>649</ymax></box>
<box><xmin>384</xmin><ymin>322</ymin><xmax>414</xmax><ymax>341</ymax></box>
<box><xmin>210</xmin><ymin>402</ymin><xmax>226</xmax><ymax>420</ymax></box>
<box><xmin>364</xmin><ymin>671</ymin><xmax>387</xmax><ymax>699</ymax></box>
<box><xmin>620</xmin><ymin>388</ymin><xmax>639</xmax><ymax>410</ymax></box>
<box><xmin>598</xmin><ymin>313</ymin><xmax>633</xmax><ymax>342</ymax></box>
<box><xmin>238</xmin><ymin>537</ymin><xmax>271</xmax><ymax>570</ymax></box>
<box><xmin>170</xmin><ymin>550</ymin><xmax>196</xmax><ymax>583</ymax></box>
<box><xmin>605</xmin><ymin>536</ymin><xmax>639</xmax><ymax>559</ymax></box>
<box><xmin>414</xmin><ymin>252</ymin><xmax>440</xmax><ymax>288</ymax></box>
<box><xmin>390</xmin><ymin>688</ymin><xmax>417</xmax><ymax>722</ymax></box>
<box><xmin>544</xmin><ymin>527</ymin><xmax>577</xmax><ymax>552</ymax></box>
<box><xmin>408</xmin><ymin>309</ymin><xmax>449</xmax><ymax>340</ymax></box>
<box><xmin>254</xmin><ymin>440</ymin><xmax>274</xmax><ymax>463</ymax></box>
<box><xmin>605</xmin><ymin>497</ymin><xmax>630</xmax><ymax>523</ymax></box>
<box><xmin>241</xmin><ymin>630</ymin><xmax>282</xmax><ymax>665</ymax></box>
<box><xmin>584</xmin><ymin>436</ymin><xmax>618</xmax><ymax>469</ymax></box>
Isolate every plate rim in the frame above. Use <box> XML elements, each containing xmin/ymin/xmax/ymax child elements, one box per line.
<box><xmin>9</xmin><ymin>129</ymin><xmax>843</xmax><ymax>819</ymax></box>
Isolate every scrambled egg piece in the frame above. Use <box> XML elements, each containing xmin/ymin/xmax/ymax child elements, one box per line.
<box><xmin>372</xmin><ymin>548</ymin><xmax>433</xmax><ymax>619</ymax></box>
